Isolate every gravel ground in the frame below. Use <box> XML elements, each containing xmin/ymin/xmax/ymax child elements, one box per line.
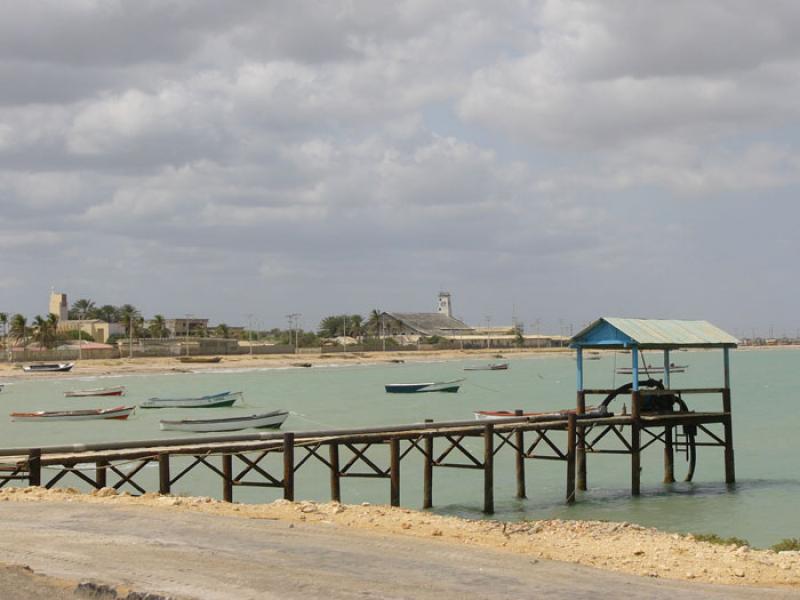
<box><xmin>0</xmin><ymin>494</ymin><xmax>797</xmax><ymax>599</ymax></box>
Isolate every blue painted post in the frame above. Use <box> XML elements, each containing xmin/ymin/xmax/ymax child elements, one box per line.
<box><xmin>723</xmin><ymin>348</ymin><xmax>730</xmax><ymax>389</ymax></box>
<box><xmin>663</xmin><ymin>349</ymin><xmax>671</xmax><ymax>389</ymax></box>
<box><xmin>631</xmin><ymin>346</ymin><xmax>639</xmax><ymax>391</ymax></box>
<box><xmin>576</xmin><ymin>348</ymin><xmax>584</xmax><ymax>392</ymax></box>
<box><xmin>722</xmin><ymin>347</ymin><xmax>735</xmax><ymax>483</ymax></box>
<box><xmin>663</xmin><ymin>348</ymin><xmax>674</xmax><ymax>483</ymax></box>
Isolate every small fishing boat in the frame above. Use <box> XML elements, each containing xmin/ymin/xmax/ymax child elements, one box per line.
<box><xmin>140</xmin><ymin>391</ymin><xmax>242</xmax><ymax>409</ymax></box>
<box><xmin>474</xmin><ymin>405</ymin><xmax>609</xmax><ymax>420</ymax></box>
<box><xmin>64</xmin><ymin>386</ymin><xmax>126</xmax><ymax>398</ymax></box>
<box><xmin>616</xmin><ymin>364</ymin><xmax>687</xmax><ymax>375</ymax></box>
<box><xmin>11</xmin><ymin>405</ymin><xmax>135</xmax><ymax>422</ymax></box>
<box><xmin>178</xmin><ymin>356</ymin><xmax>222</xmax><ymax>364</ymax></box>
<box><xmin>160</xmin><ymin>410</ymin><xmax>289</xmax><ymax>433</ymax></box>
<box><xmin>385</xmin><ymin>379</ymin><xmax>464</xmax><ymax>393</ymax></box>
<box><xmin>464</xmin><ymin>363</ymin><xmax>509</xmax><ymax>371</ymax></box>
<box><xmin>292</xmin><ymin>362</ymin><xmax>312</xmax><ymax>368</ymax></box>
<box><xmin>22</xmin><ymin>362</ymin><xmax>74</xmax><ymax>373</ymax></box>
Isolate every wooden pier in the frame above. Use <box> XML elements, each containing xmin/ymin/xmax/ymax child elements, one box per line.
<box><xmin>0</xmin><ymin>317</ymin><xmax>738</xmax><ymax>513</ymax></box>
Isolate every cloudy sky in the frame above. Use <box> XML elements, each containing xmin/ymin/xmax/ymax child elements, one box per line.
<box><xmin>2</xmin><ymin>1</ymin><xmax>799</xmax><ymax>337</ymax></box>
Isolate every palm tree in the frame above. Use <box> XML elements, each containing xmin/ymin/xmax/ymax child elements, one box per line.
<box><xmin>32</xmin><ymin>314</ymin><xmax>59</xmax><ymax>349</ymax></box>
<box><xmin>69</xmin><ymin>298</ymin><xmax>96</xmax><ymax>320</ymax></box>
<box><xmin>366</xmin><ymin>309</ymin><xmax>382</xmax><ymax>337</ymax></box>
<box><xmin>0</xmin><ymin>312</ymin><xmax>7</xmax><ymax>357</ymax></box>
<box><xmin>149</xmin><ymin>314</ymin><xmax>169</xmax><ymax>338</ymax></box>
<box><xmin>214</xmin><ymin>323</ymin><xmax>230</xmax><ymax>338</ymax></box>
<box><xmin>9</xmin><ymin>314</ymin><xmax>28</xmax><ymax>350</ymax></box>
<box><xmin>96</xmin><ymin>305</ymin><xmax>118</xmax><ymax>323</ymax></box>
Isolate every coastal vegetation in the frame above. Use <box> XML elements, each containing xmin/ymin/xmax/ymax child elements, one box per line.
<box><xmin>772</xmin><ymin>538</ymin><xmax>800</xmax><ymax>552</ymax></box>
<box><xmin>693</xmin><ymin>533</ymin><xmax>750</xmax><ymax>547</ymax></box>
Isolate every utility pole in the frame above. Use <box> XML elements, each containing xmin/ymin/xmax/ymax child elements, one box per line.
<box><xmin>381</xmin><ymin>313</ymin><xmax>386</xmax><ymax>352</ymax></box>
<box><xmin>246</xmin><ymin>314</ymin><xmax>253</xmax><ymax>358</ymax></box>
<box><xmin>78</xmin><ymin>309</ymin><xmax>84</xmax><ymax>361</ymax></box>
<box><xmin>342</xmin><ymin>315</ymin><xmax>347</xmax><ymax>353</ymax></box>
<box><xmin>485</xmin><ymin>315</ymin><xmax>491</xmax><ymax>349</ymax></box>
<box><xmin>286</xmin><ymin>313</ymin><xmax>300</xmax><ymax>353</ymax></box>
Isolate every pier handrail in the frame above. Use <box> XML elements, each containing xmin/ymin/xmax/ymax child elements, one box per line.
<box><xmin>582</xmin><ymin>387</ymin><xmax>726</xmax><ymax>395</ymax></box>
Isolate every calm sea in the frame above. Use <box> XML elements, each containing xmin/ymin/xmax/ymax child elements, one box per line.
<box><xmin>1</xmin><ymin>348</ymin><xmax>798</xmax><ymax>547</ymax></box>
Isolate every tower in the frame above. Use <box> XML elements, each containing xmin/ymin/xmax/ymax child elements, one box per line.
<box><xmin>437</xmin><ymin>292</ymin><xmax>452</xmax><ymax>318</ymax></box>
<box><xmin>49</xmin><ymin>291</ymin><xmax>68</xmax><ymax>322</ymax></box>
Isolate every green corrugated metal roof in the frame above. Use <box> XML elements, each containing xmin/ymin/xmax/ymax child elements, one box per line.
<box><xmin>571</xmin><ymin>317</ymin><xmax>738</xmax><ymax>349</ymax></box>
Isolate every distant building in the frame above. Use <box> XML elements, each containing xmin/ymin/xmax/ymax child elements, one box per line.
<box><xmin>380</xmin><ymin>292</ymin><xmax>474</xmax><ymax>340</ymax></box>
<box><xmin>49</xmin><ymin>291</ymin><xmax>121</xmax><ymax>343</ymax></box>
<box><xmin>165</xmin><ymin>318</ymin><xmax>209</xmax><ymax>337</ymax></box>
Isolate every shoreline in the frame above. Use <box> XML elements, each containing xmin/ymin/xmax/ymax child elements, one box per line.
<box><xmin>1</xmin><ymin>486</ymin><xmax>798</xmax><ymax>590</ymax></box>
<box><xmin>0</xmin><ymin>347</ymin><xmax>571</xmax><ymax>381</ymax></box>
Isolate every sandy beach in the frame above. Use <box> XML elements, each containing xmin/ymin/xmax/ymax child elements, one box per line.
<box><xmin>0</xmin><ymin>347</ymin><xmax>571</xmax><ymax>381</ymax></box>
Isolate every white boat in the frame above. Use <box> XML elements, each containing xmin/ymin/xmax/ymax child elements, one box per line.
<box><xmin>385</xmin><ymin>379</ymin><xmax>464</xmax><ymax>393</ymax></box>
<box><xmin>64</xmin><ymin>386</ymin><xmax>126</xmax><ymax>398</ymax></box>
<box><xmin>159</xmin><ymin>410</ymin><xmax>289</xmax><ymax>433</ymax></box>
<box><xmin>22</xmin><ymin>362</ymin><xmax>74</xmax><ymax>373</ymax></box>
<box><xmin>140</xmin><ymin>391</ymin><xmax>243</xmax><ymax>409</ymax></box>
<box><xmin>11</xmin><ymin>405</ymin><xmax>135</xmax><ymax>422</ymax></box>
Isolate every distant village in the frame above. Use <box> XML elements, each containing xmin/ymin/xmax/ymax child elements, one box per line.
<box><xmin>0</xmin><ymin>291</ymin><xmax>570</xmax><ymax>361</ymax></box>
<box><xmin>0</xmin><ymin>291</ymin><xmax>786</xmax><ymax>361</ymax></box>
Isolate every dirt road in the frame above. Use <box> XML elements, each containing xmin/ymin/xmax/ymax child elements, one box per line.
<box><xmin>0</xmin><ymin>501</ymin><xmax>796</xmax><ymax>600</ymax></box>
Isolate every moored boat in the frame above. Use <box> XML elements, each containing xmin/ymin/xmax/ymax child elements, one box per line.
<box><xmin>22</xmin><ymin>362</ymin><xmax>74</xmax><ymax>373</ymax></box>
<box><xmin>159</xmin><ymin>410</ymin><xmax>289</xmax><ymax>433</ymax></box>
<box><xmin>64</xmin><ymin>386</ymin><xmax>126</xmax><ymax>398</ymax></box>
<box><xmin>615</xmin><ymin>364</ymin><xmax>687</xmax><ymax>375</ymax></box>
<box><xmin>140</xmin><ymin>391</ymin><xmax>242</xmax><ymax>409</ymax></box>
<box><xmin>178</xmin><ymin>356</ymin><xmax>222</xmax><ymax>364</ymax></box>
<box><xmin>474</xmin><ymin>405</ymin><xmax>609</xmax><ymax>420</ymax></box>
<box><xmin>385</xmin><ymin>379</ymin><xmax>464</xmax><ymax>393</ymax></box>
<box><xmin>11</xmin><ymin>405</ymin><xmax>135</xmax><ymax>422</ymax></box>
<box><xmin>464</xmin><ymin>363</ymin><xmax>509</xmax><ymax>371</ymax></box>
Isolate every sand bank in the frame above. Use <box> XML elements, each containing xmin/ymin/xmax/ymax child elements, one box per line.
<box><xmin>1</xmin><ymin>487</ymin><xmax>797</xmax><ymax>590</ymax></box>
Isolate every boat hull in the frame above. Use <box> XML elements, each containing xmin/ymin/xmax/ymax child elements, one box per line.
<box><xmin>140</xmin><ymin>391</ymin><xmax>242</xmax><ymax>409</ymax></box>
<box><xmin>464</xmin><ymin>363</ymin><xmax>508</xmax><ymax>371</ymax></box>
<box><xmin>65</xmin><ymin>386</ymin><xmax>126</xmax><ymax>398</ymax></box>
<box><xmin>178</xmin><ymin>356</ymin><xmax>222</xmax><ymax>364</ymax></box>
<box><xmin>160</xmin><ymin>410</ymin><xmax>289</xmax><ymax>433</ymax></box>
<box><xmin>385</xmin><ymin>380</ymin><xmax>463</xmax><ymax>393</ymax></box>
<box><xmin>23</xmin><ymin>363</ymin><xmax>74</xmax><ymax>373</ymax></box>
<box><xmin>11</xmin><ymin>406</ymin><xmax>135</xmax><ymax>421</ymax></box>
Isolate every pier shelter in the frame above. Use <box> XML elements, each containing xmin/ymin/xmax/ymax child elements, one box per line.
<box><xmin>570</xmin><ymin>317</ymin><xmax>738</xmax><ymax>496</ymax></box>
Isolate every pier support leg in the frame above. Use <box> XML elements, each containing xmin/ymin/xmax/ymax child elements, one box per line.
<box><xmin>722</xmin><ymin>389</ymin><xmax>735</xmax><ymax>484</ymax></box>
<box><xmin>222</xmin><ymin>454</ymin><xmax>233</xmax><ymax>502</ymax></box>
<box><xmin>158</xmin><ymin>453</ymin><xmax>170</xmax><ymax>495</ymax></box>
<box><xmin>631</xmin><ymin>391</ymin><xmax>641</xmax><ymax>496</ymax></box>
<box><xmin>514</xmin><ymin>410</ymin><xmax>526</xmax><ymax>499</ymax></box>
<box><xmin>483</xmin><ymin>423</ymin><xmax>494</xmax><ymax>514</ymax></box>
<box><xmin>663</xmin><ymin>426</ymin><xmax>675</xmax><ymax>484</ymax></box>
<box><xmin>423</xmin><ymin>433</ymin><xmax>433</xmax><ymax>509</ymax></box>
<box><xmin>390</xmin><ymin>438</ymin><xmax>400</xmax><ymax>507</ymax></box>
<box><xmin>283</xmin><ymin>433</ymin><xmax>295</xmax><ymax>501</ymax></box>
<box><xmin>28</xmin><ymin>449</ymin><xmax>41</xmax><ymax>487</ymax></box>
<box><xmin>566</xmin><ymin>414</ymin><xmax>576</xmax><ymax>504</ymax></box>
<box><xmin>96</xmin><ymin>460</ymin><xmax>108</xmax><ymax>489</ymax></box>
<box><xmin>329</xmin><ymin>443</ymin><xmax>341</xmax><ymax>502</ymax></box>
<box><xmin>576</xmin><ymin>391</ymin><xmax>587</xmax><ymax>491</ymax></box>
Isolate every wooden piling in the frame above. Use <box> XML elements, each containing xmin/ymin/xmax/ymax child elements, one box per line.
<box><xmin>566</xmin><ymin>413</ymin><xmax>576</xmax><ymax>503</ymax></box>
<box><xmin>96</xmin><ymin>460</ymin><xmax>108</xmax><ymax>489</ymax></box>
<box><xmin>222</xmin><ymin>453</ymin><xmax>233</xmax><ymax>502</ymax></box>
<box><xmin>329</xmin><ymin>442</ymin><xmax>341</xmax><ymax>502</ymax></box>
<box><xmin>663</xmin><ymin>426</ymin><xmax>675</xmax><ymax>484</ymax></box>
<box><xmin>722</xmin><ymin>388</ymin><xmax>735</xmax><ymax>484</ymax></box>
<box><xmin>576</xmin><ymin>391</ymin><xmax>587</xmax><ymax>491</ymax></box>
<box><xmin>514</xmin><ymin>409</ymin><xmax>526</xmax><ymax>499</ymax></box>
<box><xmin>158</xmin><ymin>452</ymin><xmax>170</xmax><ymax>495</ymax></box>
<box><xmin>283</xmin><ymin>433</ymin><xmax>295</xmax><ymax>501</ymax></box>
<box><xmin>390</xmin><ymin>437</ymin><xmax>400</xmax><ymax>507</ymax></box>
<box><xmin>631</xmin><ymin>390</ymin><xmax>641</xmax><ymax>496</ymax></box>
<box><xmin>28</xmin><ymin>449</ymin><xmax>41</xmax><ymax>487</ymax></box>
<box><xmin>483</xmin><ymin>423</ymin><xmax>494</xmax><ymax>514</ymax></box>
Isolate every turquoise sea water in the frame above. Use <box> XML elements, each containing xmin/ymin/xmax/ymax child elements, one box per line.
<box><xmin>1</xmin><ymin>349</ymin><xmax>798</xmax><ymax>547</ymax></box>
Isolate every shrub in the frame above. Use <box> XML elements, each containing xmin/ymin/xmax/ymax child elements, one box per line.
<box><xmin>772</xmin><ymin>538</ymin><xmax>800</xmax><ymax>552</ymax></box>
<box><xmin>693</xmin><ymin>533</ymin><xmax>749</xmax><ymax>547</ymax></box>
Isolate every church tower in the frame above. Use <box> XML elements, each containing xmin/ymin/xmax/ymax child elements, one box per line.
<box><xmin>49</xmin><ymin>291</ymin><xmax>68</xmax><ymax>322</ymax></box>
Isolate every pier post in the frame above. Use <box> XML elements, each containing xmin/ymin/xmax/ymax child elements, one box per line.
<box><xmin>576</xmin><ymin>391</ymin><xmax>587</xmax><ymax>491</ymax></box>
<box><xmin>423</xmin><ymin>420</ymin><xmax>433</xmax><ymax>509</ymax></box>
<box><xmin>283</xmin><ymin>433</ymin><xmax>295</xmax><ymax>501</ymax></box>
<box><xmin>28</xmin><ymin>449</ymin><xmax>41</xmax><ymax>487</ymax></box>
<box><xmin>222</xmin><ymin>454</ymin><xmax>233</xmax><ymax>502</ymax></box>
<box><xmin>390</xmin><ymin>437</ymin><xmax>400</xmax><ymax>507</ymax></box>
<box><xmin>722</xmin><ymin>388</ymin><xmax>736</xmax><ymax>484</ymax></box>
<box><xmin>631</xmin><ymin>390</ymin><xmax>641</xmax><ymax>496</ymax></box>
<box><xmin>483</xmin><ymin>423</ymin><xmax>494</xmax><ymax>514</ymax></box>
<box><xmin>329</xmin><ymin>443</ymin><xmax>341</xmax><ymax>502</ymax></box>
<box><xmin>158</xmin><ymin>453</ymin><xmax>170</xmax><ymax>495</ymax></box>
<box><xmin>96</xmin><ymin>460</ymin><xmax>108</xmax><ymax>489</ymax></box>
<box><xmin>566</xmin><ymin>413</ymin><xmax>576</xmax><ymax>503</ymax></box>
<box><xmin>663</xmin><ymin>426</ymin><xmax>675</xmax><ymax>484</ymax></box>
<box><xmin>514</xmin><ymin>410</ymin><xmax>526</xmax><ymax>499</ymax></box>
